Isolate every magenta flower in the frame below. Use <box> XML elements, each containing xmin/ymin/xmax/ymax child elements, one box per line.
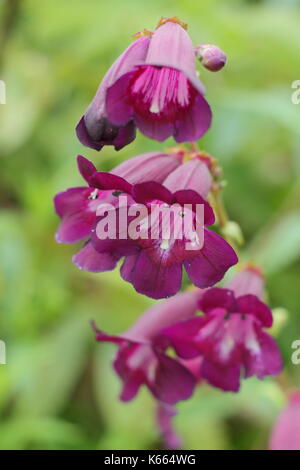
<box><xmin>269</xmin><ymin>391</ymin><xmax>300</xmax><ymax>450</ymax></box>
<box><xmin>93</xmin><ymin>290</ymin><xmax>201</xmax><ymax>404</ymax></box>
<box><xmin>76</xmin><ymin>35</ymin><xmax>151</xmax><ymax>151</ymax></box>
<box><xmin>54</xmin><ymin>152</ymin><xmax>183</xmax><ymax>272</ymax></box>
<box><xmin>161</xmin><ymin>268</ymin><xmax>283</xmax><ymax>391</ymax></box>
<box><xmin>105</xmin><ymin>18</ymin><xmax>212</xmax><ymax>143</ymax></box>
<box><xmin>90</xmin><ymin>158</ymin><xmax>237</xmax><ymax>299</ymax></box>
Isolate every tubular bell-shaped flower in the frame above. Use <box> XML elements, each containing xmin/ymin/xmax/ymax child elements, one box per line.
<box><xmin>54</xmin><ymin>152</ymin><xmax>183</xmax><ymax>272</ymax></box>
<box><xmin>93</xmin><ymin>290</ymin><xmax>201</xmax><ymax>404</ymax></box>
<box><xmin>105</xmin><ymin>17</ymin><xmax>212</xmax><ymax>143</ymax></box>
<box><xmin>161</xmin><ymin>267</ymin><xmax>283</xmax><ymax>391</ymax></box>
<box><xmin>90</xmin><ymin>157</ymin><xmax>237</xmax><ymax>299</ymax></box>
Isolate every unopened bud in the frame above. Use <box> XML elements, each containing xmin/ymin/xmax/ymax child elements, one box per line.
<box><xmin>270</xmin><ymin>308</ymin><xmax>289</xmax><ymax>336</ymax></box>
<box><xmin>221</xmin><ymin>221</ymin><xmax>244</xmax><ymax>246</ymax></box>
<box><xmin>195</xmin><ymin>43</ymin><xmax>227</xmax><ymax>72</ymax></box>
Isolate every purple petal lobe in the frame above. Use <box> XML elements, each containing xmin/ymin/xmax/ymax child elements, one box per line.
<box><xmin>161</xmin><ymin>317</ymin><xmax>205</xmax><ymax>359</ymax></box>
<box><xmin>76</xmin><ymin>116</ymin><xmax>105</xmax><ymax>151</ymax></box>
<box><xmin>134</xmin><ymin>113</ymin><xmax>174</xmax><ymax>142</ymax></box>
<box><xmin>237</xmin><ymin>294</ymin><xmax>273</xmax><ymax>327</ymax></box>
<box><xmin>201</xmin><ymin>359</ymin><xmax>241</xmax><ymax>392</ymax></box>
<box><xmin>199</xmin><ymin>287</ymin><xmax>238</xmax><ymax>314</ymax></box>
<box><xmin>90</xmin><ymin>172</ymin><xmax>132</xmax><ymax>193</ymax></box>
<box><xmin>120</xmin><ymin>252</ymin><xmax>182</xmax><ymax>299</ymax></box>
<box><xmin>77</xmin><ymin>155</ymin><xmax>97</xmax><ymax>184</ymax></box>
<box><xmin>54</xmin><ymin>187</ymin><xmax>96</xmax><ymax>243</ymax></box>
<box><xmin>244</xmin><ymin>329</ymin><xmax>283</xmax><ymax>379</ymax></box>
<box><xmin>132</xmin><ymin>181</ymin><xmax>174</xmax><ymax>205</ymax></box>
<box><xmin>174</xmin><ymin>93</ymin><xmax>212</xmax><ymax>142</ymax></box>
<box><xmin>152</xmin><ymin>353</ymin><xmax>196</xmax><ymax>404</ymax></box>
<box><xmin>72</xmin><ymin>242</ymin><xmax>120</xmax><ymax>273</ymax></box>
<box><xmin>184</xmin><ymin>229</ymin><xmax>238</xmax><ymax>288</ymax></box>
<box><xmin>174</xmin><ymin>189</ymin><xmax>215</xmax><ymax>226</ymax></box>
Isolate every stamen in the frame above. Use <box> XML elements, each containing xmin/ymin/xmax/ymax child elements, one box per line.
<box><xmin>129</xmin><ymin>65</ymin><xmax>192</xmax><ymax>121</ymax></box>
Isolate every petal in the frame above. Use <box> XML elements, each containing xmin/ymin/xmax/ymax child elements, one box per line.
<box><xmin>93</xmin><ymin>325</ymin><xmax>124</xmax><ymax>345</ymax></box>
<box><xmin>77</xmin><ymin>155</ymin><xmax>97</xmax><ymax>184</ymax></box>
<box><xmin>90</xmin><ymin>172</ymin><xmax>132</xmax><ymax>193</ymax></box>
<box><xmin>54</xmin><ymin>187</ymin><xmax>91</xmax><ymax>218</ymax></box>
<box><xmin>184</xmin><ymin>229</ymin><xmax>238</xmax><ymax>288</ymax></box>
<box><xmin>174</xmin><ymin>92</ymin><xmax>212</xmax><ymax>143</ymax></box>
<box><xmin>120</xmin><ymin>251</ymin><xmax>182</xmax><ymax>299</ymax></box>
<box><xmin>124</xmin><ymin>290</ymin><xmax>201</xmax><ymax>343</ymax></box>
<box><xmin>151</xmin><ymin>353</ymin><xmax>196</xmax><ymax>404</ymax></box>
<box><xmin>161</xmin><ymin>317</ymin><xmax>206</xmax><ymax>359</ymax></box>
<box><xmin>134</xmin><ymin>114</ymin><xmax>174</xmax><ymax>142</ymax></box>
<box><xmin>237</xmin><ymin>294</ymin><xmax>273</xmax><ymax>327</ymax></box>
<box><xmin>244</xmin><ymin>329</ymin><xmax>283</xmax><ymax>379</ymax></box>
<box><xmin>201</xmin><ymin>358</ymin><xmax>241</xmax><ymax>392</ymax></box>
<box><xmin>112</xmin><ymin>151</ymin><xmax>183</xmax><ymax>184</ymax></box>
<box><xmin>54</xmin><ymin>188</ymin><xmax>96</xmax><ymax>243</ymax></box>
<box><xmin>119</xmin><ymin>376</ymin><xmax>143</xmax><ymax>402</ymax></box>
<box><xmin>72</xmin><ymin>241</ymin><xmax>120</xmax><ymax>273</ymax></box>
<box><xmin>132</xmin><ymin>181</ymin><xmax>174</xmax><ymax>205</ymax></box>
<box><xmin>111</xmin><ymin>120</ymin><xmax>136</xmax><ymax>151</ymax></box>
<box><xmin>106</xmin><ymin>72</ymin><xmax>134</xmax><ymax>125</ymax></box>
<box><xmin>174</xmin><ymin>189</ymin><xmax>215</xmax><ymax>225</ymax></box>
<box><xmin>76</xmin><ymin>115</ymin><xmax>136</xmax><ymax>152</ymax></box>
<box><xmin>226</xmin><ymin>266</ymin><xmax>264</xmax><ymax>299</ymax></box>
<box><xmin>199</xmin><ymin>287</ymin><xmax>238</xmax><ymax>315</ymax></box>
<box><xmin>163</xmin><ymin>158</ymin><xmax>212</xmax><ymax>198</ymax></box>
<box><xmin>145</xmin><ymin>22</ymin><xmax>200</xmax><ymax>90</ymax></box>
<box><xmin>91</xmin><ymin>224</ymin><xmax>138</xmax><ymax>257</ymax></box>
<box><xmin>76</xmin><ymin>116</ymin><xmax>105</xmax><ymax>151</ymax></box>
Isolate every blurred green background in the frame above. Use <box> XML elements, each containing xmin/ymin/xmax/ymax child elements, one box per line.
<box><xmin>0</xmin><ymin>0</ymin><xmax>300</xmax><ymax>450</ymax></box>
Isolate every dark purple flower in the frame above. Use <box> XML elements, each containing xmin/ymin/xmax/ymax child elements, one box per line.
<box><xmin>54</xmin><ymin>152</ymin><xmax>183</xmax><ymax>272</ymax></box>
<box><xmin>90</xmin><ymin>159</ymin><xmax>237</xmax><ymax>299</ymax></box>
<box><xmin>105</xmin><ymin>18</ymin><xmax>212</xmax><ymax>143</ymax></box>
<box><xmin>93</xmin><ymin>290</ymin><xmax>201</xmax><ymax>404</ymax></box>
<box><xmin>76</xmin><ymin>35</ymin><xmax>151</xmax><ymax>151</ymax></box>
<box><xmin>162</xmin><ymin>271</ymin><xmax>283</xmax><ymax>391</ymax></box>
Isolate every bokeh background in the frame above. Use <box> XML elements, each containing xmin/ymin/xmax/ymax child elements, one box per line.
<box><xmin>0</xmin><ymin>0</ymin><xmax>300</xmax><ymax>450</ymax></box>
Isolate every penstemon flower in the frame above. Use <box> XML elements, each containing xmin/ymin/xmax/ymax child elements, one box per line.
<box><xmin>90</xmin><ymin>157</ymin><xmax>237</xmax><ymax>299</ymax></box>
<box><xmin>105</xmin><ymin>17</ymin><xmax>212</xmax><ymax>143</ymax></box>
<box><xmin>53</xmin><ymin>14</ymin><xmax>287</xmax><ymax>449</ymax></box>
<box><xmin>54</xmin><ymin>152</ymin><xmax>183</xmax><ymax>272</ymax></box>
<box><xmin>161</xmin><ymin>267</ymin><xmax>283</xmax><ymax>391</ymax></box>
<box><xmin>93</xmin><ymin>290</ymin><xmax>201</xmax><ymax>404</ymax></box>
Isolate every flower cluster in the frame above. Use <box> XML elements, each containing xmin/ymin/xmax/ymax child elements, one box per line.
<box><xmin>54</xmin><ymin>16</ymin><xmax>283</xmax><ymax>448</ymax></box>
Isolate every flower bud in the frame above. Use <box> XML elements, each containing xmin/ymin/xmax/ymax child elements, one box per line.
<box><xmin>195</xmin><ymin>43</ymin><xmax>227</xmax><ymax>72</ymax></box>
